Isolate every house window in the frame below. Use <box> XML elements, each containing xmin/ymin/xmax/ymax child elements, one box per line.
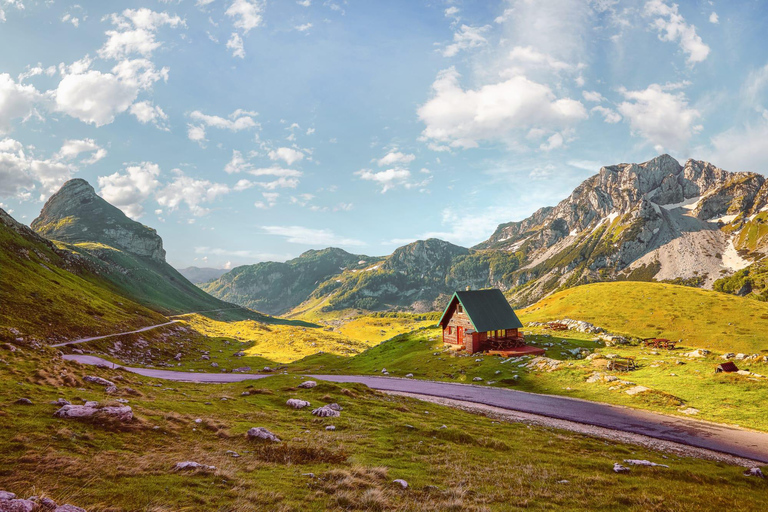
<box><xmin>457</xmin><ymin>305</ymin><xmax>463</xmax><ymax>313</ymax></box>
<box><xmin>448</xmin><ymin>326</ymin><xmax>453</xmax><ymax>334</ymax></box>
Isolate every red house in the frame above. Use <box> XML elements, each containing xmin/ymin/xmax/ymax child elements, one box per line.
<box><xmin>438</xmin><ymin>289</ymin><xmax>545</xmax><ymax>356</ymax></box>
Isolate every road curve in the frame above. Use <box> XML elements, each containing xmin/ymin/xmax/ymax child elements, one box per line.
<box><xmin>51</xmin><ymin>321</ymin><xmax>181</xmax><ymax>348</ymax></box>
<box><xmin>62</xmin><ymin>354</ymin><xmax>768</xmax><ymax>463</ymax></box>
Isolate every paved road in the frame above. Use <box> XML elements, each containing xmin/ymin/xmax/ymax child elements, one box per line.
<box><xmin>62</xmin><ymin>354</ymin><xmax>768</xmax><ymax>463</ymax></box>
<box><xmin>51</xmin><ymin>321</ymin><xmax>181</xmax><ymax>348</ymax></box>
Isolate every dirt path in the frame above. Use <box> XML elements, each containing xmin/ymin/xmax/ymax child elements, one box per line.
<box><xmin>61</xmin><ymin>354</ymin><xmax>768</xmax><ymax>464</ymax></box>
<box><xmin>50</xmin><ymin>321</ymin><xmax>180</xmax><ymax>348</ymax></box>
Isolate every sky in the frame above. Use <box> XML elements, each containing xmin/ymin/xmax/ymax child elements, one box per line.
<box><xmin>2</xmin><ymin>0</ymin><xmax>768</xmax><ymax>269</ymax></box>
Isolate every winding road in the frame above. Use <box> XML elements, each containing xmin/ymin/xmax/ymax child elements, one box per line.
<box><xmin>51</xmin><ymin>321</ymin><xmax>181</xmax><ymax>348</ymax></box>
<box><xmin>62</xmin><ymin>353</ymin><xmax>768</xmax><ymax>463</ymax></box>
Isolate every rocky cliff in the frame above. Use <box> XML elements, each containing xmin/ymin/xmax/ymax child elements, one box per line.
<box><xmin>31</xmin><ymin>179</ymin><xmax>166</xmax><ymax>262</ymax></box>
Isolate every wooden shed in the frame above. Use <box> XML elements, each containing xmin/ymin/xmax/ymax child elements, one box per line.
<box><xmin>438</xmin><ymin>289</ymin><xmax>544</xmax><ymax>356</ymax></box>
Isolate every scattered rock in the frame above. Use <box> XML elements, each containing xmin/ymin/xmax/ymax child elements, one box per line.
<box><xmin>744</xmin><ymin>467</ymin><xmax>765</xmax><ymax>478</ymax></box>
<box><xmin>286</xmin><ymin>399</ymin><xmax>311</xmax><ymax>409</ymax></box>
<box><xmin>557</xmin><ymin>480</ymin><xmax>569</xmax><ymax>484</ymax></box>
<box><xmin>247</xmin><ymin>427</ymin><xmax>281</xmax><ymax>442</ymax></box>
<box><xmin>226</xmin><ymin>450</ymin><xmax>240</xmax><ymax>458</ymax></box>
<box><xmin>54</xmin><ymin>404</ymin><xmax>133</xmax><ymax>422</ymax></box>
<box><xmin>325</xmin><ymin>425</ymin><xmax>336</xmax><ymax>431</ymax></box>
<box><xmin>174</xmin><ymin>461</ymin><xmax>215</xmax><ymax>471</ymax></box>
<box><xmin>0</xmin><ymin>499</ymin><xmax>37</xmax><ymax>511</ymax></box>
<box><xmin>262</xmin><ymin>366</ymin><xmax>272</xmax><ymax>372</ymax></box>
<box><xmin>392</xmin><ymin>479</ymin><xmax>408</xmax><ymax>489</ymax></box>
<box><xmin>683</xmin><ymin>349</ymin><xmax>710</xmax><ymax>358</ymax></box>
<box><xmin>83</xmin><ymin>376</ymin><xmax>115</xmax><ymax>387</ymax></box>
<box><xmin>174</xmin><ymin>353</ymin><xmax>182</xmax><ymax>361</ymax></box>
<box><xmin>53</xmin><ymin>506</ymin><xmax>87</xmax><ymax>512</ymax></box>
<box><xmin>39</xmin><ymin>497</ymin><xmax>57</xmax><ymax>509</ymax></box>
<box><xmin>624</xmin><ymin>459</ymin><xmax>669</xmax><ymax>468</ymax></box>
<box><xmin>210</xmin><ymin>362</ymin><xmax>218</xmax><ymax>367</ymax></box>
<box><xmin>312</xmin><ymin>405</ymin><xmax>340</xmax><ymax>418</ymax></box>
<box><xmin>625</xmin><ymin>386</ymin><xmax>649</xmax><ymax>396</ymax></box>
<box><xmin>721</xmin><ymin>353</ymin><xmax>735</xmax><ymax>360</ymax></box>
<box><xmin>405</xmin><ymin>373</ymin><xmax>414</xmax><ymax>378</ymax></box>
<box><xmin>381</xmin><ymin>368</ymin><xmax>387</xmax><ymax>373</ymax></box>
<box><xmin>613</xmin><ymin>463</ymin><xmax>631</xmax><ymax>473</ymax></box>
<box><xmin>679</xmin><ymin>407</ymin><xmax>700</xmax><ymax>415</ymax></box>
<box><xmin>0</xmin><ymin>491</ymin><xmax>16</xmax><ymax>501</ymax></box>
<box><xmin>14</xmin><ymin>398</ymin><xmax>32</xmax><ymax>405</ymax></box>
<box><xmin>472</xmin><ymin>377</ymin><xmax>483</xmax><ymax>382</ymax></box>
<box><xmin>302</xmin><ymin>473</ymin><xmax>315</xmax><ymax>478</ymax></box>
<box><xmin>298</xmin><ymin>381</ymin><xmax>317</xmax><ymax>389</ymax></box>
<box><xmin>201</xmin><ymin>355</ymin><xmax>210</xmax><ymax>361</ymax></box>
<box><xmin>50</xmin><ymin>398</ymin><xmax>71</xmax><ymax>406</ymax></box>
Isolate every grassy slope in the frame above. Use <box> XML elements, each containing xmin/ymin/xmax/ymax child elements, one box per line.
<box><xmin>520</xmin><ymin>281</ymin><xmax>768</xmax><ymax>354</ymax></box>
<box><xmin>0</xmin><ymin>219</ymin><xmax>166</xmax><ymax>343</ymax></box>
<box><xmin>1</xmin><ymin>345</ymin><xmax>766</xmax><ymax>511</ymax></box>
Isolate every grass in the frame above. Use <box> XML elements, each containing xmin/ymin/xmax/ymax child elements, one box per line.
<box><xmin>519</xmin><ymin>281</ymin><xmax>768</xmax><ymax>354</ymax></box>
<box><xmin>1</xmin><ymin>342</ymin><xmax>767</xmax><ymax>511</ymax></box>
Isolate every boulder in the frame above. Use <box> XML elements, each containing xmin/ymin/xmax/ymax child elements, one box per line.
<box><xmin>312</xmin><ymin>405</ymin><xmax>340</xmax><ymax>418</ymax></box>
<box><xmin>744</xmin><ymin>467</ymin><xmax>765</xmax><ymax>478</ymax></box>
<box><xmin>53</xmin><ymin>506</ymin><xmax>86</xmax><ymax>512</ymax></box>
<box><xmin>0</xmin><ymin>500</ymin><xmax>36</xmax><ymax>512</ymax></box>
<box><xmin>54</xmin><ymin>404</ymin><xmax>132</xmax><ymax>422</ymax></box>
<box><xmin>392</xmin><ymin>479</ymin><xmax>408</xmax><ymax>489</ymax></box>
<box><xmin>247</xmin><ymin>427</ymin><xmax>281</xmax><ymax>442</ymax></box>
<box><xmin>0</xmin><ymin>492</ymin><xmax>16</xmax><ymax>501</ymax></box>
<box><xmin>624</xmin><ymin>459</ymin><xmax>669</xmax><ymax>468</ymax></box>
<box><xmin>174</xmin><ymin>461</ymin><xmax>215</xmax><ymax>471</ymax></box>
<box><xmin>298</xmin><ymin>381</ymin><xmax>317</xmax><ymax>389</ymax></box>
<box><xmin>14</xmin><ymin>398</ymin><xmax>32</xmax><ymax>405</ymax></box>
<box><xmin>625</xmin><ymin>386</ymin><xmax>649</xmax><ymax>396</ymax></box>
<box><xmin>679</xmin><ymin>407</ymin><xmax>700</xmax><ymax>415</ymax></box>
<box><xmin>286</xmin><ymin>399</ymin><xmax>311</xmax><ymax>409</ymax></box>
<box><xmin>39</xmin><ymin>498</ymin><xmax>57</xmax><ymax>509</ymax></box>
<box><xmin>405</xmin><ymin>373</ymin><xmax>414</xmax><ymax>378</ymax></box>
<box><xmin>683</xmin><ymin>349</ymin><xmax>709</xmax><ymax>358</ymax></box>
<box><xmin>174</xmin><ymin>353</ymin><xmax>182</xmax><ymax>361</ymax></box>
<box><xmin>472</xmin><ymin>377</ymin><xmax>483</xmax><ymax>382</ymax></box>
<box><xmin>83</xmin><ymin>376</ymin><xmax>115</xmax><ymax>387</ymax></box>
<box><xmin>50</xmin><ymin>399</ymin><xmax>71</xmax><ymax>406</ymax></box>
<box><xmin>720</xmin><ymin>353</ymin><xmax>735</xmax><ymax>360</ymax></box>
<box><xmin>613</xmin><ymin>463</ymin><xmax>631</xmax><ymax>473</ymax></box>
<box><xmin>325</xmin><ymin>425</ymin><xmax>336</xmax><ymax>431</ymax></box>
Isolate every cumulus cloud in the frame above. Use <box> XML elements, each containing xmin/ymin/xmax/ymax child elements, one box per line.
<box><xmin>591</xmin><ymin>105</ymin><xmax>622</xmax><ymax>124</ymax></box>
<box><xmin>227</xmin><ymin>33</ymin><xmax>245</xmax><ymax>58</ymax></box>
<box><xmin>261</xmin><ymin>225</ymin><xmax>365</xmax><ymax>246</ymax></box>
<box><xmin>55</xmin><ymin>59</ymin><xmax>167</xmax><ymax>127</ymax></box>
<box><xmin>0</xmin><ymin>139</ymin><xmax>36</xmax><ymax>197</ymax></box>
<box><xmin>129</xmin><ymin>100</ymin><xmax>169</xmax><ymax>129</ymax></box>
<box><xmin>57</xmin><ymin>139</ymin><xmax>107</xmax><ymax>164</ymax></box>
<box><xmin>268</xmin><ymin>147</ymin><xmax>304</xmax><ymax>165</ymax></box>
<box><xmin>709</xmin><ymin>12</ymin><xmax>719</xmax><ymax>24</ymax></box>
<box><xmin>539</xmin><ymin>132</ymin><xmax>564</xmax><ymax>151</ymax></box>
<box><xmin>187</xmin><ymin>109</ymin><xmax>258</xmax><ymax>144</ymax></box>
<box><xmin>98</xmin><ymin>162</ymin><xmax>161</xmax><ymax>218</ymax></box>
<box><xmin>0</xmin><ymin>73</ymin><xmax>43</xmax><ymax>134</ymax></box>
<box><xmin>100</xmin><ymin>8</ymin><xmax>185</xmax><ymax>60</ymax></box>
<box><xmin>254</xmin><ymin>191</ymin><xmax>279</xmax><ymax>209</ymax></box>
<box><xmin>507</xmin><ymin>46</ymin><xmax>575</xmax><ymax>73</ymax></box>
<box><xmin>376</xmin><ymin>150</ymin><xmax>415</xmax><ymax>167</ymax></box>
<box><xmin>644</xmin><ymin>0</ymin><xmax>709</xmax><ymax>65</ymax></box>
<box><xmin>443</xmin><ymin>24</ymin><xmax>490</xmax><ymax>57</ymax></box>
<box><xmin>355</xmin><ymin>168</ymin><xmax>431</xmax><ymax>193</ymax></box>
<box><xmin>226</xmin><ymin>0</ymin><xmax>263</xmax><ymax>34</ymax></box>
<box><xmin>705</xmin><ymin>121</ymin><xmax>768</xmax><ymax>174</ymax></box>
<box><xmin>156</xmin><ymin>169</ymin><xmax>230</xmax><ymax>216</ymax></box>
<box><xmin>617</xmin><ymin>82</ymin><xmax>702</xmax><ymax>151</ymax></box>
<box><xmin>582</xmin><ymin>90</ymin><xmax>606</xmax><ymax>103</ymax></box>
<box><xmin>418</xmin><ymin>67</ymin><xmax>587</xmax><ymax>148</ymax></box>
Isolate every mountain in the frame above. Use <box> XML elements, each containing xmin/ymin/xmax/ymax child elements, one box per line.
<box><xmin>477</xmin><ymin>154</ymin><xmax>768</xmax><ymax>305</ymax></box>
<box><xmin>0</xmin><ymin>206</ymin><xmax>165</xmax><ymax>342</ymax></box>
<box><xmin>201</xmin><ymin>248</ymin><xmax>378</xmax><ymax>315</ymax></box>
<box><xmin>204</xmin><ymin>154</ymin><xmax>768</xmax><ymax>315</ymax></box>
<box><xmin>30</xmin><ymin>179</ymin><xmax>261</xmax><ymax>319</ymax></box>
<box><xmin>177</xmin><ymin>266</ymin><xmax>229</xmax><ymax>284</ymax></box>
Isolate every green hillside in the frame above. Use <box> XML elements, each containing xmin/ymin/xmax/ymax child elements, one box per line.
<box><xmin>0</xmin><ymin>208</ymin><xmax>165</xmax><ymax>342</ymax></box>
<box><xmin>714</xmin><ymin>258</ymin><xmax>768</xmax><ymax>302</ymax></box>
<box><xmin>520</xmin><ymin>281</ymin><xmax>768</xmax><ymax>354</ymax></box>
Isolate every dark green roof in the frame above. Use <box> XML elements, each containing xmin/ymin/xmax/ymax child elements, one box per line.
<box><xmin>438</xmin><ymin>289</ymin><xmax>523</xmax><ymax>332</ymax></box>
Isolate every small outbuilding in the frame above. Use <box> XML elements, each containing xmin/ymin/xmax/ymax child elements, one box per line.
<box><xmin>438</xmin><ymin>289</ymin><xmax>544</xmax><ymax>356</ymax></box>
<box><xmin>716</xmin><ymin>361</ymin><xmax>739</xmax><ymax>373</ymax></box>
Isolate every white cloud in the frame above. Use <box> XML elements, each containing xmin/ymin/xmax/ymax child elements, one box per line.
<box><xmin>297</xmin><ymin>0</ymin><xmax>311</xmax><ymax>6</ymax></box>
<box><xmin>256</xmin><ymin>176</ymin><xmax>300</xmax><ymax>190</ymax></box>
<box><xmin>295</xmin><ymin>23</ymin><xmax>312</xmax><ymax>32</ymax></box>
<box><xmin>355</xmin><ymin>168</ymin><xmax>432</xmax><ymax>193</ymax></box>
<box><xmin>55</xmin><ymin>59</ymin><xmax>167</xmax><ymax>127</ymax></box>
<box><xmin>129</xmin><ymin>100</ymin><xmax>169</xmax><ymax>129</ymax></box>
<box><xmin>233</xmin><ymin>179</ymin><xmax>255</xmax><ymax>191</ymax></box>
<box><xmin>644</xmin><ymin>0</ymin><xmax>710</xmax><ymax>65</ymax></box>
<box><xmin>261</xmin><ymin>225</ymin><xmax>365</xmax><ymax>246</ymax></box>
<box><xmin>100</xmin><ymin>8</ymin><xmax>185</xmax><ymax>60</ymax></box>
<box><xmin>254</xmin><ymin>191</ymin><xmax>279</xmax><ymax>208</ymax></box>
<box><xmin>582</xmin><ymin>90</ymin><xmax>606</xmax><ymax>103</ymax></box>
<box><xmin>617</xmin><ymin>83</ymin><xmax>701</xmax><ymax>151</ymax></box>
<box><xmin>227</xmin><ymin>32</ymin><xmax>245</xmax><ymax>58</ymax></box>
<box><xmin>226</xmin><ymin>0</ymin><xmax>263</xmax><ymax>34</ymax></box>
<box><xmin>187</xmin><ymin>124</ymin><xmax>207</xmax><ymax>144</ymax></box>
<box><xmin>249</xmin><ymin>166</ymin><xmax>302</xmax><ymax>178</ymax></box>
<box><xmin>539</xmin><ymin>132</ymin><xmax>563</xmax><ymax>151</ymax></box>
<box><xmin>443</xmin><ymin>24</ymin><xmax>490</xmax><ymax>57</ymax></box>
<box><xmin>591</xmin><ymin>105</ymin><xmax>622</xmax><ymax>124</ymax></box>
<box><xmin>507</xmin><ymin>46</ymin><xmax>575</xmax><ymax>73</ymax></box>
<box><xmin>57</xmin><ymin>139</ymin><xmax>107</xmax><ymax>164</ymax></box>
<box><xmin>0</xmin><ymin>73</ymin><xmax>43</xmax><ymax>134</ymax></box>
<box><xmin>268</xmin><ymin>147</ymin><xmax>304</xmax><ymax>165</ymax></box>
<box><xmin>418</xmin><ymin>67</ymin><xmax>587</xmax><ymax>149</ymax></box>
<box><xmin>376</xmin><ymin>150</ymin><xmax>415</xmax><ymax>167</ymax></box>
<box><xmin>156</xmin><ymin>169</ymin><xmax>230</xmax><ymax>216</ymax></box>
<box><xmin>98</xmin><ymin>162</ymin><xmax>161</xmax><ymax>219</ymax></box>
<box><xmin>61</xmin><ymin>13</ymin><xmax>80</xmax><ymax>28</ymax></box>
<box><xmin>0</xmin><ymin>138</ymin><xmax>36</xmax><ymax>197</ymax></box>
<box><xmin>189</xmin><ymin>109</ymin><xmax>257</xmax><ymax>131</ymax></box>
<box><xmin>705</xmin><ymin>121</ymin><xmax>768</xmax><ymax>174</ymax></box>
<box><xmin>224</xmin><ymin>149</ymin><xmax>250</xmax><ymax>173</ymax></box>
<box><xmin>709</xmin><ymin>12</ymin><xmax>718</xmax><ymax>24</ymax></box>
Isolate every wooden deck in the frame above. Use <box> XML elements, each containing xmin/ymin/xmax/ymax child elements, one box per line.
<box><xmin>486</xmin><ymin>345</ymin><xmax>546</xmax><ymax>357</ymax></box>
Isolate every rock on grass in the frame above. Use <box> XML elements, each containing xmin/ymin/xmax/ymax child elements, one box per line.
<box><xmin>247</xmin><ymin>427</ymin><xmax>281</xmax><ymax>442</ymax></box>
<box><xmin>286</xmin><ymin>399</ymin><xmax>311</xmax><ymax>409</ymax></box>
<box><xmin>174</xmin><ymin>461</ymin><xmax>215</xmax><ymax>471</ymax></box>
<box><xmin>298</xmin><ymin>381</ymin><xmax>317</xmax><ymax>389</ymax></box>
<box><xmin>54</xmin><ymin>404</ymin><xmax>132</xmax><ymax>422</ymax></box>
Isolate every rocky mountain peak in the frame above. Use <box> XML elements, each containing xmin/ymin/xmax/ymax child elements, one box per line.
<box><xmin>31</xmin><ymin>178</ymin><xmax>166</xmax><ymax>262</ymax></box>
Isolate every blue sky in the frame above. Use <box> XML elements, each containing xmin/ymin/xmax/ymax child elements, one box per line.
<box><xmin>2</xmin><ymin>0</ymin><xmax>768</xmax><ymax>269</ymax></box>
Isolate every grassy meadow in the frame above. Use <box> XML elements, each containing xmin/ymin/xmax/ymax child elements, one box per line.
<box><xmin>1</xmin><ymin>342</ymin><xmax>767</xmax><ymax>511</ymax></box>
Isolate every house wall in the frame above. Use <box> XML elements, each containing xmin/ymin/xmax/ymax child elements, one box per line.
<box><xmin>442</xmin><ymin>303</ymin><xmax>474</xmax><ymax>348</ymax></box>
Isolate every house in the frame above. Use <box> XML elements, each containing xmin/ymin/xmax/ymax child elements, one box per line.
<box><xmin>716</xmin><ymin>361</ymin><xmax>739</xmax><ymax>373</ymax></box>
<box><xmin>438</xmin><ymin>288</ymin><xmax>545</xmax><ymax>356</ymax></box>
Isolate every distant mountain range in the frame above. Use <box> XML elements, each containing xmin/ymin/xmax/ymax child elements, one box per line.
<box><xmin>177</xmin><ymin>267</ymin><xmax>229</xmax><ymax>284</ymax></box>
<box><xmin>201</xmin><ymin>154</ymin><xmax>768</xmax><ymax>315</ymax></box>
